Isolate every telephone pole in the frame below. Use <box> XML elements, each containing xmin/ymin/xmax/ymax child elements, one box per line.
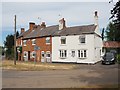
<box><xmin>14</xmin><ymin>15</ymin><xmax>16</xmax><ymax>65</ymax></box>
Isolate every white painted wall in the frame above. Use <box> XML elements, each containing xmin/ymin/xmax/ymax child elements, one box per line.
<box><xmin>52</xmin><ymin>34</ymin><xmax>102</xmax><ymax>64</ymax></box>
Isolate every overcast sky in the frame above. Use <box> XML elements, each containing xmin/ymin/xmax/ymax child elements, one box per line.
<box><xmin>1</xmin><ymin>1</ymin><xmax>116</xmax><ymax>46</ymax></box>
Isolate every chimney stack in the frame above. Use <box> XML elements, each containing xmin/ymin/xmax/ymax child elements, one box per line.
<box><xmin>29</xmin><ymin>22</ymin><xmax>35</xmax><ymax>31</ymax></box>
<box><xmin>21</xmin><ymin>28</ymin><xmax>25</xmax><ymax>34</ymax></box>
<box><xmin>94</xmin><ymin>11</ymin><xmax>98</xmax><ymax>25</ymax></box>
<box><xmin>59</xmin><ymin>18</ymin><xmax>66</xmax><ymax>30</ymax></box>
<box><xmin>41</xmin><ymin>22</ymin><xmax>46</xmax><ymax>28</ymax></box>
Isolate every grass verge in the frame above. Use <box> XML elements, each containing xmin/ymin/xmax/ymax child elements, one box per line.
<box><xmin>2</xmin><ymin>60</ymin><xmax>76</xmax><ymax>71</ymax></box>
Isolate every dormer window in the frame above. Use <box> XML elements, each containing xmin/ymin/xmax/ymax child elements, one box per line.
<box><xmin>79</xmin><ymin>35</ymin><xmax>85</xmax><ymax>44</ymax></box>
<box><xmin>61</xmin><ymin>37</ymin><xmax>66</xmax><ymax>45</ymax></box>
<box><xmin>32</xmin><ymin>39</ymin><xmax>36</xmax><ymax>45</ymax></box>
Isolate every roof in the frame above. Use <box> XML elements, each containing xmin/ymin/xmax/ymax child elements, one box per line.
<box><xmin>17</xmin><ymin>29</ymin><xmax>31</xmax><ymax>38</ymax></box>
<box><xmin>21</xmin><ymin>24</ymin><xmax>97</xmax><ymax>40</ymax></box>
<box><xmin>103</xmin><ymin>41</ymin><xmax>120</xmax><ymax>48</ymax></box>
<box><xmin>53</xmin><ymin>24</ymin><xmax>96</xmax><ymax>36</ymax></box>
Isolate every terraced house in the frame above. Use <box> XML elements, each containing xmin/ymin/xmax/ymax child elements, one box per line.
<box><xmin>16</xmin><ymin>11</ymin><xmax>103</xmax><ymax>64</ymax></box>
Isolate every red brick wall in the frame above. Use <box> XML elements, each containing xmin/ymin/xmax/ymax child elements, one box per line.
<box><xmin>22</xmin><ymin>37</ymin><xmax>52</xmax><ymax>62</ymax></box>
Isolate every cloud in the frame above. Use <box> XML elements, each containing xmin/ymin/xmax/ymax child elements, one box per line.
<box><xmin>2</xmin><ymin>2</ymin><xmax>114</xmax><ymax>32</ymax></box>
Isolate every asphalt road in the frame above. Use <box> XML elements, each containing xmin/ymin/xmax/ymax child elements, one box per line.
<box><xmin>2</xmin><ymin>63</ymin><xmax>119</xmax><ymax>88</ymax></box>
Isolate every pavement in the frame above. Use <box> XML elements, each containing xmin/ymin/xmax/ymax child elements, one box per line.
<box><xmin>2</xmin><ymin>62</ymin><xmax>119</xmax><ymax>88</ymax></box>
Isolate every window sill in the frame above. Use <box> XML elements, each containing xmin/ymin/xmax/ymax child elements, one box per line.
<box><xmin>78</xmin><ymin>43</ymin><xmax>86</xmax><ymax>45</ymax></box>
<box><xmin>23</xmin><ymin>45</ymin><xmax>27</xmax><ymax>46</ymax></box>
<box><xmin>78</xmin><ymin>57</ymin><xmax>87</xmax><ymax>59</ymax></box>
<box><xmin>60</xmin><ymin>44</ymin><xmax>67</xmax><ymax>46</ymax></box>
<box><xmin>46</xmin><ymin>43</ymin><xmax>50</xmax><ymax>45</ymax></box>
<box><xmin>32</xmin><ymin>44</ymin><xmax>36</xmax><ymax>45</ymax></box>
<box><xmin>59</xmin><ymin>57</ymin><xmax>67</xmax><ymax>59</ymax></box>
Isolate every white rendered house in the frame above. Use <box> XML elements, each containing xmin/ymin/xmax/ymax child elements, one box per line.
<box><xmin>52</xmin><ymin>11</ymin><xmax>103</xmax><ymax>64</ymax></box>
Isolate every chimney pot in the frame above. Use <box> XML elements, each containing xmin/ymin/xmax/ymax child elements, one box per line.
<box><xmin>21</xmin><ymin>28</ymin><xmax>25</xmax><ymax>34</ymax></box>
<box><xmin>59</xmin><ymin>18</ymin><xmax>66</xmax><ymax>30</ymax></box>
<box><xmin>41</xmin><ymin>22</ymin><xmax>46</xmax><ymax>28</ymax></box>
<box><xmin>29</xmin><ymin>22</ymin><xmax>35</xmax><ymax>31</ymax></box>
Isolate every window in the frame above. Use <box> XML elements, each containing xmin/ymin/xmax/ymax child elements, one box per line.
<box><xmin>23</xmin><ymin>40</ymin><xmax>27</xmax><ymax>46</ymax></box>
<box><xmin>78</xmin><ymin>50</ymin><xmax>87</xmax><ymax>58</ymax></box>
<box><xmin>23</xmin><ymin>51</ymin><xmax>27</xmax><ymax>57</ymax></box>
<box><xmin>46</xmin><ymin>37</ymin><xmax>50</xmax><ymax>44</ymax></box>
<box><xmin>59</xmin><ymin>50</ymin><xmax>67</xmax><ymax>58</ymax></box>
<box><xmin>31</xmin><ymin>51</ymin><xmax>36</xmax><ymax>58</ymax></box>
<box><xmin>32</xmin><ymin>39</ymin><xmax>36</xmax><ymax>45</ymax></box>
<box><xmin>61</xmin><ymin>37</ymin><xmax>66</xmax><ymax>44</ymax></box>
<box><xmin>46</xmin><ymin>51</ymin><xmax>50</xmax><ymax>58</ymax></box>
<box><xmin>79</xmin><ymin>35</ymin><xmax>85</xmax><ymax>43</ymax></box>
<box><xmin>71</xmin><ymin>51</ymin><xmax>75</xmax><ymax>57</ymax></box>
<box><xmin>41</xmin><ymin>51</ymin><xmax>45</xmax><ymax>58</ymax></box>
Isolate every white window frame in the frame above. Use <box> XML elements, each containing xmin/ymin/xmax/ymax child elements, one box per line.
<box><xmin>41</xmin><ymin>51</ymin><xmax>45</xmax><ymax>59</ymax></box>
<box><xmin>46</xmin><ymin>51</ymin><xmax>51</xmax><ymax>58</ymax></box>
<box><xmin>23</xmin><ymin>40</ymin><xmax>27</xmax><ymax>46</ymax></box>
<box><xmin>23</xmin><ymin>51</ymin><xmax>27</xmax><ymax>57</ymax></box>
<box><xmin>78</xmin><ymin>50</ymin><xmax>87</xmax><ymax>58</ymax></box>
<box><xmin>32</xmin><ymin>39</ymin><xmax>36</xmax><ymax>45</ymax></box>
<box><xmin>79</xmin><ymin>35</ymin><xmax>86</xmax><ymax>44</ymax></box>
<box><xmin>31</xmin><ymin>51</ymin><xmax>36</xmax><ymax>58</ymax></box>
<box><xmin>59</xmin><ymin>50</ymin><xmax>67</xmax><ymax>58</ymax></box>
<box><xmin>46</xmin><ymin>37</ymin><xmax>50</xmax><ymax>44</ymax></box>
<box><xmin>71</xmin><ymin>50</ymin><xmax>75</xmax><ymax>57</ymax></box>
<box><xmin>60</xmin><ymin>37</ymin><xmax>66</xmax><ymax>45</ymax></box>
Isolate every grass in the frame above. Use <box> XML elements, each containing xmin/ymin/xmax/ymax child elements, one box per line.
<box><xmin>2</xmin><ymin>60</ymin><xmax>76</xmax><ymax>71</ymax></box>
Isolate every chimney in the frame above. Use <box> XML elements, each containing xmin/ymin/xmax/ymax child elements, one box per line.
<box><xmin>21</xmin><ymin>28</ymin><xmax>25</xmax><ymax>34</ymax></box>
<box><xmin>41</xmin><ymin>22</ymin><xmax>46</xmax><ymax>28</ymax></box>
<box><xmin>59</xmin><ymin>18</ymin><xmax>66</xmax><ymax>30</ymax></box>
<box><xmin>29</xmin><ymin>22</ymin><xmax>35</xmax><ymax>31</ymax></box>
<box><xmin>94</xmin><ymin>11</ymin><xmax>98</xmax><ymax>25</ymax></box>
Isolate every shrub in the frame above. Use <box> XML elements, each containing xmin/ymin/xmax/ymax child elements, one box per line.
<box><xmin>117</xmin><ymin>54</ymin><xmax>120</xmax><ymax>64</ymax></box>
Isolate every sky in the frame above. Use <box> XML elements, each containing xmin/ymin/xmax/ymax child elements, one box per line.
<box><xmin>1</xmin><ymin>1</ymin><xmax>116</xmax><ymax>46</ymax></box>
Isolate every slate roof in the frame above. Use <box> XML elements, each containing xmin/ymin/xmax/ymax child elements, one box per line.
<box><xmin>21</xmin><ymin>24</ymin><xmax>97</xmax><ymax>40</ymax></box>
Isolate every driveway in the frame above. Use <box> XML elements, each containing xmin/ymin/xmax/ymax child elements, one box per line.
<box><xmin>2</xmin><ymin>62</ymin><xmax>119</xmax><ymax>88</ymax></box>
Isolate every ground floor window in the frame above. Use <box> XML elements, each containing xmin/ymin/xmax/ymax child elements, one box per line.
<box><xmin>41</xmin><ymin>51</ymin><xmax>45</xmax><ymax>58</ymax></box>
<box><xmin>46</xmin><ymin>51</ymin><xmax>50</xmax><ymax>58</ymax></box>
<box><xmin>23</xmin><ymin>51</ymin><xmax>27</xmax><ymax>57</ymax></box>
<box><xmin>31</xmin><ymin>51</ymin><xmax>36</xmax><ymax>58</ymax></box>
<box><xmin>71</xmin><ymin>50</ymin><xmax>75</xmax><ymax>57</ymax></box>
<box><xmin>78</xmin><ymin>50</ymin><xmax>87</xmax><ymax>58</ymax></box>
<box><xmin>59</xmin><ymin>50</ymin><xmax>67</xmax><ymax>58</ymax></box>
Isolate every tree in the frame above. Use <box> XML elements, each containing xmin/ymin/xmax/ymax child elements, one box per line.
<box><xmin>16</xmin><ymin>31</ymin><xmax>19</xmax><ymax>38</ymax></box>
<box><xmin>106</xmin><ymin>22</ymin><xmax>117</xmax><ymax>41</ymax></box>
<box><xmin>101</xmin><ymin>28</ymin><xmax>105</xmax><ymax>41</ymax></box>
<box><xmin>110</xmin><ymin>0</ymin><xmax>120</xmax><ymax>41</ymax></box>
<box><xmin>4</xmin><ymin>34</ymin><xmax>14</xmax><ymax>59</ymax></box>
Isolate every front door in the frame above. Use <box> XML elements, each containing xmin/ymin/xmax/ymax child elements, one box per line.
<box><xmin>28</xmin><ymin>51</ymin><xmax>30</xmax><ymax>61</ymax></box>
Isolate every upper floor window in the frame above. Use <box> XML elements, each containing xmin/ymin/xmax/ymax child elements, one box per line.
<box><xmin>46</xmin><ymin>37</ymin><xmax>50</xmax><ymax>44</ymax></box>
<box><xmin>59</xmin><ymin>50</ymin><xmax>67</xmax><ymax>58</ymax></box>
<box><xmin>78</xmin><ymin>50</ymin><xmax>87</xmax><ymax>58</ymax></box>
<box><xmin>32</xmin><ymin>39</ymin><xmax>36</xmax><ymax>45</ymax></box>
<box><xmin>61</xmin><ymin>37</ymin><xmax>66</xmax><ymax>45</ymax></box>
<box><xmin>23</xmin><ymin>40</ymin><xmax>27</xmax><ymax>46</ymax></box>
<box><xmin>79</xmin><ymin>35</ymin><xmax>85</xmax><ymax>44</ymax></box>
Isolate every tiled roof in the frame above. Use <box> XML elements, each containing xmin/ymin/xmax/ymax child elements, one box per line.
<box><xmin>21</xmin><ymin>24</ymin><xmax>97</xmax><ymax>39</ymax></box>
<box><xmin>53</xmin><ymin>24</ymin><xmax>96</xmax><ymax>36</ymax></box>
<box><xmin>103</xmin><ymin>41</ymin><xmax>120</xmax><ymax>48</ymax></box>
<box><xmin>17</xmin><ymin>29</ymin><xmax>31</xmax><ymax>38</ymax></box>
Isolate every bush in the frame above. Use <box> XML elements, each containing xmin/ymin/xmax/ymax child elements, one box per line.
<box><xmin>117</xmin><ymin>54</ymin><xmax>120</xmax><ymax>64</ymax></box>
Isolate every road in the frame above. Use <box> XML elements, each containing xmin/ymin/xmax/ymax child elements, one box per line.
<box><xmin>2</xmin><ymin>63</ymin><xmax>119</xmax><ymax>88</ymax></box>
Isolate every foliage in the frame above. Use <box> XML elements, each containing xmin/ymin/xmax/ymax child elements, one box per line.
<box><xmin>4</xmin><ymin>34</ymin><xmax>14</xmax><ymax>60</ymax></box>
<box><xmin>117</xmin><ymin>54</ymin><xmax>120</xmax><ymax>64</ymax></box>
<box><xmin>110</xmin><ymin>0</ymin><xmax>120</xmax><ymax>41</ymax></box>
<box><xmin>106</xmin><ymin>22</ymin><xmax>117</xmax><ymax>41</ymax></box>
